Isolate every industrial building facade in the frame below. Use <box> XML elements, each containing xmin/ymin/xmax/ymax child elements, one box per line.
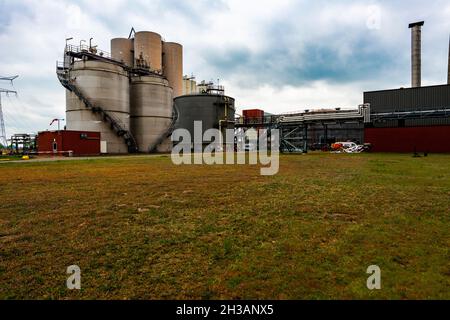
<box><xmin>53</xmin><ymin>21</ymin><xmax>449</xmax><ymax>155</ymax></box>
<box><xmin>364</xmin><ymin>85</ymin><xmax>450</xmax><ymax>153</ymax></box>
<box><xmin>238</xmin><ymin>83</ymin><xmax>450</xmax><ymax>153</ymax></box>
<box><xmin>237</xmin><ymin>106</ymin><xmax>371</xmax><ymax>152</ymax></box>
<box><xmin>237</xmin><ymin>20</ymin><xmax>450</xmax><ymax>154</ymax></box>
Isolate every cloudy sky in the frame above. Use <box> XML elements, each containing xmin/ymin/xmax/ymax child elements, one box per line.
<box><xmin>1</xmin><ymin>0</ymin><xmax>450</xmax><ymax>137</ymax></box>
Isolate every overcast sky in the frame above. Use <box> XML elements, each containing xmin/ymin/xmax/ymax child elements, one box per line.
<box><xmin>1</xmin><ymin>0</ymin><xmax>450</xmax><ymax>137</ymax></box>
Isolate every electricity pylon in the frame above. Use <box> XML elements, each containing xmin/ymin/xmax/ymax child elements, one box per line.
<box><xmin>0</xmin><ymin>76</ymin><xmax>19</xmax><ymax>147</ymax></box>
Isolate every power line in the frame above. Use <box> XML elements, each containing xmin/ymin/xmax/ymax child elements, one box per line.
<box><xmin>6</xmin><ymin>93</ymin><xmax>38</xmax><ymax>132</ymax></box>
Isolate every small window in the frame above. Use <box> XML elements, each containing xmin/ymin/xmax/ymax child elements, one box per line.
<box><xmin>80</xmin><ymin>133</ymin><xmax>88</xmax><ymax>139</ymax></box>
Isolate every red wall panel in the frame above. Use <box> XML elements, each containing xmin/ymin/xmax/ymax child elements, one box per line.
<box><xmin>243</xmin><ymin>109</ymin><xmax>264</xmax><ymax>125</ymax></box>
<box><xmin>243</xmin><ymin>109</ymin><xmax>264</xmax><ymax>118</ymax></box>
<box><xmin>365</xmin><ymin>126</ymin><xmax>450</xmax><ymax>153</ymax></box>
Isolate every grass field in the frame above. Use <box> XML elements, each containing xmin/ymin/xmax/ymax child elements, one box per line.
<box><xmin>0</xmin><ymin>153</ymin><xmax>449</xmax><ymax>300</ymax></box>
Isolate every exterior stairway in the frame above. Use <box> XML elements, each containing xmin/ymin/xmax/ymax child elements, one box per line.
<box><xmin>56</xmin><ymin>64</ymin><xmax>139</xmax><ymax>153</ymax></box>
<box><xmin>148</xmin><ymin>106</ymin><xmax>178</xmax><ymax>153</ymax></box>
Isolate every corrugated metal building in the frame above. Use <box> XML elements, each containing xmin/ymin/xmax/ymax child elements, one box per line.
<box><xmin>364</xmin><ymin>84</ymin><xmax>450</xmax><ymax>113</ymax></box>
<box><xmin>363</xmin><ymin>84</ymin><xmax>450</xmax><ymax>152</ymax></box>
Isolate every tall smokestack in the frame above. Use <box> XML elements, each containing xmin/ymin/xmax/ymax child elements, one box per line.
<box><xmin>448</xmin><ymin>35</ymin><xmax>450</xmax><ymax>85</ymax></box>
<box><xmin>409</xmin><ymin>21</ymin><xmax>424</xmax><ymax>88</ymax></box>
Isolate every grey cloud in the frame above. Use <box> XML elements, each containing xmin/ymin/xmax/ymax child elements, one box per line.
<box><xmin>1</xmin><ymin>0</ymin><xmax>450</xmax><ymax>136</ymax></box>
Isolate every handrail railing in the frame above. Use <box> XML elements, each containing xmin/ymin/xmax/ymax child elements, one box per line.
<box><xmin>371</xmin><ymin>108</ymin><xmax>450</xmax><ymax>120</ymax></box>
<box><xmin>56</xmin><ymin>61</ymin><xmax>66</xmax><ymax>69</ymax></box>
<box><xmin>65</xmin><ymin>44</ymin><xmax>112</xmax><ymax>59</ymax></box>
<box><xmin>63</xmin><ymin>45</ymin><xmax>164</xmax><ymax>76</ymax></box>
<box><xmin>55</xmin><ymin>66</ymin><xmax>138</xmax><ymax>153</ymax></box>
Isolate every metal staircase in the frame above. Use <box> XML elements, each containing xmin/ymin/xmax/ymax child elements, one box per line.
<box><xmin>56</xmin><ymin>64</ymin><xmax>139</xmax><ymax>153</ymax></box>
<box><xmin>148</xmin><ymin>106</ymin><xmax>179</xmax><ymax>153</ymax></box>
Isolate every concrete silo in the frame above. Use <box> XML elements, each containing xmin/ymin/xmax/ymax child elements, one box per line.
<box><xmin>111</xmin><ymin>38</ymin><xmax>134</xmax><ymax>67</ymax></box>
<box><xmin>163</xmin><ymin>42</ymin><xmax>183</xmax><ymax>97</ymax></box>
<box><xmin>65</xmin><ymin>60</ymin><xmax>131</xmax><ymax>154</ymax></box>
<box><xmin>130</xmin><ymin>75</ymin><xmax>174</xmax><ymax>152</ymax></box>
<box><xmin>134</xmin><ymin>31</ymin><xmax>163</xmax><ymax>72</ymax></box>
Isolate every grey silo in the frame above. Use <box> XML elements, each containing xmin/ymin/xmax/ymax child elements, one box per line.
<box><xmin>174</xmin><ymin>94</ymin><xmax>235</xmax><ymax>149</ymax></box>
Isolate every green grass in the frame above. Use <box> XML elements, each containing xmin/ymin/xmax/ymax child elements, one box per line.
<box><xmin>0</xmin><ymin>155</ymin><xmax>24</xmax><ymax>161</ymax></box>
<box><xmin>0</xmin><ymin>153</ymin><xmax>449</xmax><ymax>299</ymax></box>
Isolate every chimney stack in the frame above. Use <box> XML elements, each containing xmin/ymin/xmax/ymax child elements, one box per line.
<box><xmin>448</xmin><ymin>35</ymin><xmax>450</xmax><ymax>85</ymax></box>
<box><xmin>409</xmin><ymin>21</ymin><xmax>425</xmax><ymax>88</ymax></box>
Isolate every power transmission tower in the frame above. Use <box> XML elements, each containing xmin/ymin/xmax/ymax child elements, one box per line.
<box><xmin>0</xmin><ymin>76</ymin><xmax>19</xmax><ymax>147</ymax></box>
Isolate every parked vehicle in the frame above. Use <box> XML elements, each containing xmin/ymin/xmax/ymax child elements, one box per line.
<box><xmin>331</xmin><ymin>141</ymin><xmax>371</xmax><ymax>153</ymax></box>
<box><xmin>332</xmin><ymin>142</ymin><xmax>358</xmax><ymax>150</ymax></box>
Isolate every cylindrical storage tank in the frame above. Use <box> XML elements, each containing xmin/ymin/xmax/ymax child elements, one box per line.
<box><xmin>66</xmin><ymin>60</ymin><xmax>130</xmax><ymax>154</ymax></box>
<box><xmin>130</xmin><ymin>75</ymin><xmax>173</xmax><ymax>153</ymax></box>
<box><xmin>111</xmin><ymin>38</ymin><xmax>134</xmax><ymax>67</ymax></box>
<box><xmin>183</xmin><ymin>78</ymin><xmax>197</xmax><ymax>95</ymax></box>
<box><xmin>174</xmin><ymin>94</ymin><xmax>235</xmax><ymax>150</ymax></box>
<box><xmin>163</xmin><ymin>42</ymin><xmax>183</xmax><ymax>97</ymax></box>
<box><xmin>134</xmin><ymin>31</ymin><xmax>162</xmax><ymax>72</ymax></box>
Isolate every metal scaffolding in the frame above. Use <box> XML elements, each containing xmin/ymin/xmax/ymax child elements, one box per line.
<box><xmin>10</xmin><ymin>133</ymin><xmax>36</xmax><ymax>154</ymax></box>
<box><xmin>235</xmin><ymin>105</ymin><xmax>371</xmax><ymax>153</ymax></box>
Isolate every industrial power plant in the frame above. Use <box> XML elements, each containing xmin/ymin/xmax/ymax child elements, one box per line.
<box><xmin>2</xmin><ymin>21</ymin><xmax>449</xmax><ymax>156</ymax></box>
<box><xmin>1</xmin><ymin>2</ymin><xmax>450</xmax><ymax>302</ymax></box>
